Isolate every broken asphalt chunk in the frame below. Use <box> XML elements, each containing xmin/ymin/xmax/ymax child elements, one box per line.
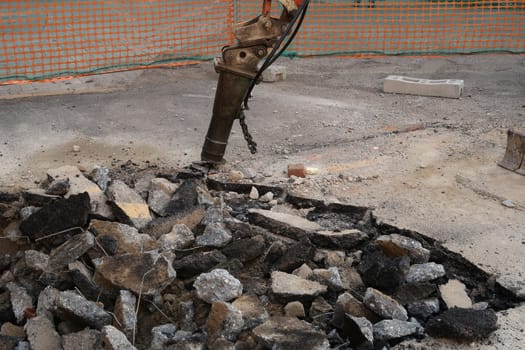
<box><xmin>56</xmin><ymin>290</ymin><xmax>112</xmax><ymax>329</ymax></box>
<box><xmin>173</xmin><ymin>250</ymin><xmax>227</xmax><ymax>279</ymax></box>
<box><xmin>373</xmin><ymin>319</ymin><xmax>423</xmax><ymax>342</ymax></box>
<box><xmin>232</xmin><ymin>294</ymin><xmax>269</xmax><ymax>330</ymax></box>
<box><xmin>148</xmin><ymin>177</ymin><xmax>180</xmax><ymax>216</ymax></box>
<box><xmin>271</xmin><ymin>271</ymin><xmax>327</xmax><ymax>300</ymax></box>
<box><xmin>163</xmin><ymin>178</ymin><xmax>200</xmax><ymax>217</ymax></box>
<box><xmin>312</xmin><ymin>229</ymin><xmax>369</xmax><ymax>250</ymax></box>
<box><xmin>358</xmin><ymin>245</ymin><xmax>410</xmax><ymax>294</ymax></box>
<box><xmin>376</xmin><ymin>234</ymin><xmax>430</xmax><ymax>264</ymax></box>
<box><xmin>6</xmin><ymin>282</ymin><xmax>33</xmax><ymax>324</ymax></box>
<box><xmin>248</xmin><ymin>208</ymin><xmax>322</xmax><ymax>240</ymax></box>
<box><xmin>114</xmin><ymin>290</ymin><xmax>137</xmax><ymax>342</ymax></box>
<box><xmin>406</xmin><ymin>262</ymin><xmax>446</xmax><ymax>284</ymax></box>
<box><xmin>47</xmin><ymin>165</ymin><xmax>113</xmax><ymax>219</ymax></box>
<box><xmin>25</xmin><ymin>315</ymin><xmax>62</xmax><ymax>350</ymax></box>
<box><xmin>22</xmin><ymin>189</ymin><xmax>60</xmax><ymax>207</ymax></box>
<box><xmin>19</xmin><ymin>192</ymin><xmax>91</xmax><ymax>246</ymax></box>
<box><xmin>106</xmin><ymin>180</ymin><xmax>152</xmax><ymax>229</ymax></box>
<box><xmin>253</xmin><ymin>317</ymin><xmax>330</xmax><ymax>350</ymax></box>
<box><xmin>62</xmin><ymin>329</ymin><xmax>102</xmax><ymax>350</ymax></box>
<box><xmin>102</xmin><ymin>325</ymin><xmax>137</xmax><ymax>350</ymax></box>
<box><xmin>88</xmin><ymin>219</ymin><xmax>159</xmax><ymax>256</ymax></box>
<box><xmin>194</xmin><ymin>269</ymin><xmax>243</xmax><ymax>303</ymax></box>
<box><xmin>205</xmin><ymin>301</ymin><xmax>244</xmax><ymax>343</ymax></box>
<box><xmin>425</xmin><ymin>308</ymin><xmax>498</xmax><ymax>341</ymax></box>
<box><xmin>95</xmin><ymin>251</ymin><xmax>176</xmax><ymax>296</ymax></box>
<box><xmin>47</xmin><ymin>231</ymin><xmax>95</xmax><ymax>271</ymax></box>
<box><xmin>363</xmin><ymin>288</ymin><xmax>408</xmax><ymax>321</ymax></box>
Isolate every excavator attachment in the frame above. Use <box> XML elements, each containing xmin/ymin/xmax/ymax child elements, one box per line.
<box><xmin>201</xmin><ymin>0</ymin><xmax>309</xmax><ymax>163</ymax></box>
<box><xmin>498</xmin><ymin>129</ymin><xmax>525</xmax><ymax>176</ymax></box>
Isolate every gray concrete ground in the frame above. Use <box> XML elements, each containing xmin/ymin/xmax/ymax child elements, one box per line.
<box><xmin>0</xmin><ymin>54</ymin><xmax>524</xmax><ymax>348</ymax></box>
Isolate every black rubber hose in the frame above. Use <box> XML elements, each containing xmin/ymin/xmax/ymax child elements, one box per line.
<box><xmin>242</xmin><ymin>0</ymin><xmax>311</xmax><ymax>110</ymax></box>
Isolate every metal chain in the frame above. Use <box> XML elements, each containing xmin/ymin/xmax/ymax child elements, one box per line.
<box><xmin>238</xmin><ymin>109</ymin><xmax>257</xmax><ymax>154</ymax></box>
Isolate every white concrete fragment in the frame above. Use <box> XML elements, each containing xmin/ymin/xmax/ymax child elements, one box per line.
<box><xmin>102</xmin><ymin>325</ymin><xmax>137</xmax><ymax>350</ymax></box>
<box><xmin>383</xmin><ymin>75</ymin><xmax>464</xmax><ymax>98</ymax></box>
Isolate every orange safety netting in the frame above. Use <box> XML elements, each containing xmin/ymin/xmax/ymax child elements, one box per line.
<box><xmin>1</xmin><ymin>0</ymin><xmax>524</xmax><ymax>84</ymax></box>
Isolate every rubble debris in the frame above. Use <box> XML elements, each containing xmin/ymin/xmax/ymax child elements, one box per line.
<box><xmin>439</xmin><ymin>279</ymin><xmax>473</xmax><ymax>309</ymax></box>
<box><xmin>406</xmin><ymin>298</ymin><xmax>440</xmax><ymax>319</ymax></box>
<box><xmin>47</xmin><ymin>165</ymin><xmax>112</xmax><ymax>219</ymax></box>
<box><xmin>271</xmin><ymin>271</ymin><xmax>327</xmax><ymax>299</ymax></box>
<box><xmin>272</xmin><ymin>239</ymin><xmax>315</xmax><ymax>272</ymax></box>
<box><xmin>178</xmin><ymin>300</ymin><xmax>196</xmax><ymax>332</ymax></box>
<box><xmin>148</xmin><ymin>178</ymin><xmax>180</xmax><ymax>216</ymax></box>
<box><xmin>158</xmin><ymin>224</ymin><xmax>195</xmax><ymax>251</ymax></box>
<box><xmin>249</xmin><ymin>186</ymin><xmax>259</xmax><ymax>200</ymax></box>
<box><xmin>406</xmin><ymin>262</ymin><xmax>446</xmax><ymax>284</ymax></box>
<box><xmin>45</xmin><ymin>178</ymin><xmax>70</xmax><ymax>196</ymax></box>
<box><xmin>338</xmin><ymin>264</ymin><xmax>366</xmax><ymax>293</ymax></box>
<box><xmin>337</xmin><ymin>314</ymin><xmax>374</xmax><ymax>347</ymax></box>
<box><xmin>89</xmin><ymin>220</ymin><xmax>159</xmax><ymax>256</ymax></box>
<box><xmin>150</xmin><ymin>324</ymin><xmax>177</xmax><ymax>350</ymax></box>
<box><xmin>0</xmin><ymin>322</ymin><xmax>24</xmax><ymax>338</ymax></box>
<box><xmin>107</xmin><ymin>180</ymin><xmax>152</xmax><ymax>229</ymax></box>
<box><xmin>394</xmin><ymin>282</ymin><xmax>437</xmax><ymax>305</ymax></box>
<box><xmin>312</xmin><ymin>229</ymin><xmax>368</xmax><ymax>250</ymax></box>
<box><xmin>47</xmin><ymin>231</ymin><xmax>95</xmax><ymax>271</ymax></box>
<box><xmin>114</xmin><ymin>290</ymin><xmax>137</xmax><ymax>341</ymax></box>
<box><xmin>311</xmin><ymin>267</ymin><xmax>344</xmax><ymax>292</ymax></box>
<box><xmin>19</xmin><ymin>192</ymin><xmax>91</xmax><ymax>245</ymax></box>
<box><xmin>195</xmin><ymin>223</ymin><xmax>232</xmax><ymax>248</ymax></box>
<box><xmin>426</xmin><ymin>308</ymin><xmax>498</xmax><ymax>341</ymax></box>
<box><xmin>163</xmin><ymin>178</ymin><xmax>200</xmax><ymax>217</ymax></box>
<box><xmin>333</xmin><ymin>292</ymin><xmax>377</xmax><ymax>320</ymax></box>
<box><xmin>95</xmin><ymin>251</ymin><xmax>176</xmax><ymax>296</ymax></box>
<box><xmin>35</xmin><ymin>286</ymin><xmax>59</xmax><ymax>321</ymax></box>
<box><xmin>89</xmin><ymin>166</ymin><xmax>111</xmax><ymax>192</ymax></box>
<box><xmin>363</xmin><ymin>288</ymin><xmax>408</xmax><ymax>321</ymax></box>
<box><xmin>102</xmin><ymin>325</ymin><xmax>137</xmax><ymax>350</ymax></box>
<box><xmin>205</xmin><ymin>301</ymin><xmax>244</xmax><ymax>342</ymax></box>
<box><xmin>21</xmin><ymin>189</ymin><xmax>59</xmax><ymax>207</ymax></box>
<box><xmin>248</xmin><ymin>208</ymin><xmax>322</xmax><ymax>240</ymax></box>
<box><xmin>373</xmin><ymin>319</ymin><xmax>423</xmax><ymax>342</ymax></box>
<box><xmin>56</xmin><ymin>290</ymin><xmax>112</xmax><ymax>329</ymax></box>
<box><xmin>253</xmin><ymin>317</ymin><xmax>330</xmax><ymax>350</ymax></box>
<box><xmin>221</xmin><ymin>236</ymin><xmax>265</xmax><ymax>262</ymax></box>
<box><xmin>173</xmin><ymin>250</ymin><xmax>227</xmax><ymax>279</ymax></box>
<box><xmin>25</xmin><ymin>316</ymin><xmax>62</xmax><ymax>350</ymax></box>
<box><xmin>259</xmin><ymin>191</ymin><xmax>274</xmax><ymax>203</ymax></box>
<box><xmin>292</xmin><ymin>263</ymin><xmax>313</xmax><ymax>279</ymax></box>
<box><xmin>284</xmin><ymin>301</ymin><xmax>305</xmax><ymax>318</ymax></box>
<box><xmin>0</xmin><ymin>166</ymin><xmax>520</xmax><ymax>350</ymax></box>
<box><xmin>6</xmin><ymin>282</ymin><xmax>33</xmax><ymax>324</ymax></box>
<box><xmin>194</xmin><ymin>269</ymin><xmax>243</xmax><ymax>303</ymax></box>
<box><xmin>231</xmin><ymin>294</ymin><xmax>269</xmax><ymax>329</ymax></box>
<box><xmin>359</xmin><ymin>245</ymin><xmax>410</xmax><ymax>294</ymax></box>
<box><xmin>62</xmin><ymin>328</ymin><xmax>102</xmax><ymax>350</ymax></box>
<box><xmin>376</xmin><ymin>233</ymin><xmax>430</xmax><ymax>263</ymax></box>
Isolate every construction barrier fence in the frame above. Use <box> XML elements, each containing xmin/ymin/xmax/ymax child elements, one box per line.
<box><xmin>1</xmin><ymin>0</ymin><xmax>524</xmax><ymax>84</ymax></box>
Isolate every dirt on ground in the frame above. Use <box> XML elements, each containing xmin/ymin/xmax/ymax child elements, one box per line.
<box><xmin>0</xmin><ymin>54</ymin><xmax>524</xmax><ymax>348</ymax></box>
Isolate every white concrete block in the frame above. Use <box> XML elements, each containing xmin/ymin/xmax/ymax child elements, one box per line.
<box><xmin>383</xmin><ymin>75</ymin><xmax>464</xmax><ymax>98</ymax></box>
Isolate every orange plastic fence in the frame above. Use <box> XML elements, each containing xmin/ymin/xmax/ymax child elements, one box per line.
<box><xmin>1</xmin><ymin>1</ymin><xmax>524</xmax><ymax>84</ymax></box>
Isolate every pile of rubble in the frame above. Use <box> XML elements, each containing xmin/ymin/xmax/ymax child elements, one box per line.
<box><xmin>0</xmin><ymin>164</ymin><xmax>517</xmax><ymax>350</ymax></box>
